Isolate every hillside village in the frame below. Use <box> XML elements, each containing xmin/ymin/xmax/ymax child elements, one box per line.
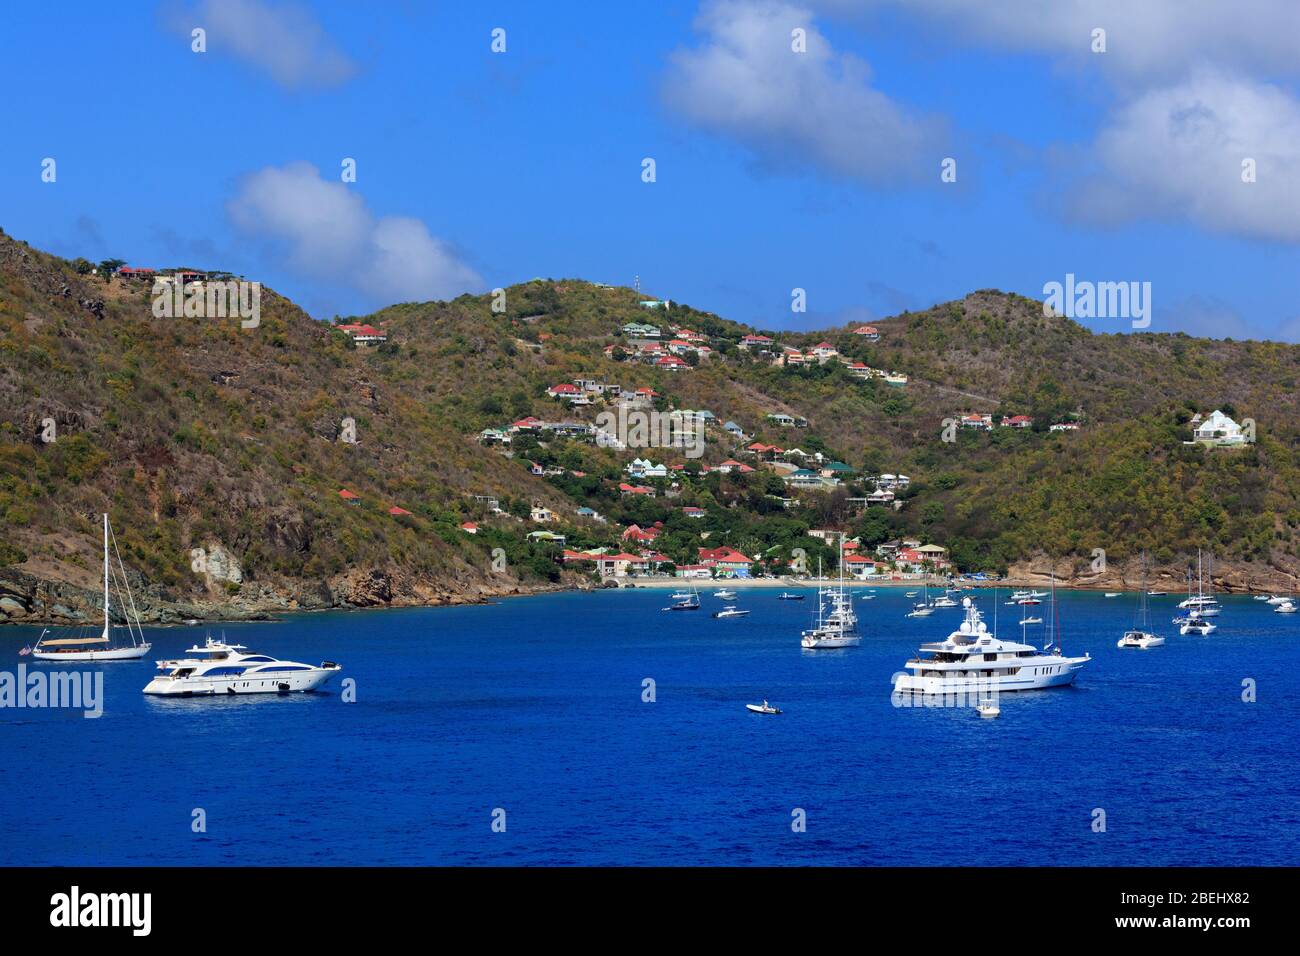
<box><xmin>1</xmin><ymin>229</ymin><xmax>1293</xmax><ymax>624</ymax></box>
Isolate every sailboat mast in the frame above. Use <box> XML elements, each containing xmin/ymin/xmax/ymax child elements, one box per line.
<box><xmin>102</xmin><ymin>512</ymin><xmax>109</xmax><ymax>633</ymax></box>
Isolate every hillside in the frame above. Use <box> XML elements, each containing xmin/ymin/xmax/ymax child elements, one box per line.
<box><xmin>3</xmin><ymin>226</ymin><xmax>1300</xmax><ymax>625</ymax></box>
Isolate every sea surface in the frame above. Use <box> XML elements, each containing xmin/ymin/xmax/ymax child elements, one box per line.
<box><xmin>1</xmin><ymin>587</ymin><xmax>1297</xmax><ymax>866</ymax></box>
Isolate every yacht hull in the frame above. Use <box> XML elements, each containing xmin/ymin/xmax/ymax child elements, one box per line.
<box><xmin>893</xmin><ymin>657</ymin><xmax>1088</xmax><ymax>694</ymax></box>
<box><xmin>143</xmin><ymin>666</ymin><xmax>340</xmax><ymax>696</ymax></box>
<box><xmin>32</xmin><ymin>644</ymin><xmax>152</xmax><ymax>662</ymax></box>
<box><xmin>801</xmin><ymin>636</ymin><xmax>861</xmax><ymax>648</ymax></box>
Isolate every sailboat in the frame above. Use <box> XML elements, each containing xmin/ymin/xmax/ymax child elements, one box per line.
<box><xmin>1174</xmin><ymin>551</ymin><xmax>1219</xmax><ymax>633</ymax></box>
<box><xmin>801</xmin><ymin>546</ymin><xmax>861</xmax><ymax>648</ymax></box>
<box><xmin>31</xmin><ymin>514</ymin><xmax>151</xmax><ymax>661</ymax></box>
<box><xmin>664</xmin><ymin>583</ymin><xmax>701</xmax><ymax>610</ymax></box>
<box><xmin>1118</xmin><ymin>553</ymin><xmax>1164</xmax><ymax>648</ymax></box>
<box><xmin>906</xmin><ymin>579</ymin><xmax>934</xmax><ymax>617</ymax></box>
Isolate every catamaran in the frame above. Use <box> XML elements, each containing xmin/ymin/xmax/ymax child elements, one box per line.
<box><xmin>1174</xmin><ymin>552</ymin><xmax>1220</xmax><ymax>631</ymax></box>
<box><xmin>30</xmin><ymin>514</ymin><xmax>151</xmax><ymax>662</ymax></box>
<box><xmin>1118</xmin><ymin>553</ymin><xmax>1164</xmax><ymax>648</ymax></box>
<box><xmin>1176</xmin><ymin>550</ymin><xmax>1220</xmax><ymax>617</ymax></box>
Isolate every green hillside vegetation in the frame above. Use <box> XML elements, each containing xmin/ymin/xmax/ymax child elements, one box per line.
<box><xmin>3</xmin><ymin>225</ymin><xmax>1300</xmax><ymax>619</ymax></box>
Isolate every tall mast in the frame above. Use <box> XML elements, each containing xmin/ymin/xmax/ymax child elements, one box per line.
<box><xmin>102</xmin><ymin>512</ymin><xmax>110</xmax><ymax>634</ymax></box>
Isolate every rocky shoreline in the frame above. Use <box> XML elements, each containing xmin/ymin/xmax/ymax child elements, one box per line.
<box><xmin>0</xmin><ymin>565</ymin><xmax>582</xmax><ymax>628</ymax></box>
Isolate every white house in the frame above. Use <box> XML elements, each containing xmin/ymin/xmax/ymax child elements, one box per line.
<box><xmin>1193</xmin><ymin>410</ymin><xmax>1247</xmax><ymax>446</ymax></box>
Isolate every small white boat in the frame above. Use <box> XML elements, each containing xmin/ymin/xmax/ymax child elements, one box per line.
<box><xmin>183</xmin><ymin>618</ymin><xmax>201</xmax><ymax>626</ymax></box>
<box><xmin>1117</xmin><ymin>630</ymin><xmax>1164</xmax><ymax>649</ymax></box>
<box><xmin>1267</xmin><ymin>595</ymin><xmax>1291</xmax><ymax>605</ymax></box>
<box><xmin>746</xmin><ymin>700</ymin><xmax>781</xmax><ymax>715</ymax></box>
<box><xmin>859</xmin><ymin>594</ymin><xmax>875</xmax><ymax>600</ymax></box>
<box><xmin>713</xmin><ymin>605</ymin><xmax>749</xmax><ymax>619</ymax></box>
<box><xmin>906</xmin><ymin>605</ymin><xmax>934</xmax><ymax>618</ymax></box>
<box><xmin>1275</xmin><ymin>601</ymin><xmax>1297</xmax><ymax>614</ymax></box>
<box><xmin>904</xmin><ymin>591</ymin><xmax>918</xmax><ymax>598</ymax></box>
<box><xmin>1254</xmin><ymin>594</ymin><xmax>1273</xmax><ymax>602</ymax></box>
<box><xmin>1104</xmin><ymin>592</ymin><xmax>1121</xmax><ymax>598</ymax></box>
<box><xmin>670</xmin><ymin>591</ymin><xmax>692</xmax><ymax>601</ymax></box>
<box><xmin>1148</xmin><ymin>591</ymin><xmax>1166</xmax><ymax>596</ymax></box>
<box><xmin>1179</xmin><ymin>611</ymin><xmax>1216</xmax><ymax>636</ymax></box>
<box><xmin>977</xmin><ymin>698</ymin><xmax>1000</xmax><ymax>719</ymax></box>
<box><xmin>931</xmin><ymin>595</ymin><xmax>958</xmax><ymax>608</ymax></box>
<box><xmin>1019</xmin><ymin>616</ymin><xmax>1043</xmax><ymax>625</ymax></box>
<box><xmin>777</xmin><ymin>592</ymin><xmax>805</xmax><ymax>600</ymax></box>
<box><xmin>713</xmin><ymin>588</ymin><xmax>737</xmax><ymax>600</ymax></box>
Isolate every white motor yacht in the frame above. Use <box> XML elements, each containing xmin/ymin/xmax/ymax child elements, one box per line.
<box><xmin>143</xmin><ymin>637</ymin><xmax>341</xmax><ymax>696</ymax></box>
<box><xmin>892</xmin><ymin>597</ymin><xmax>1089</xmax><ymax>695</ymax></box>
<box><xmin>713</xmin><ymin>588</ymin><xmax>737</xmax><ymax>600</ymax></box>
<box><xmin>1274</xmin><ymin>600</ymin><xmax>1297</xmax><ymax>614</ymax></box>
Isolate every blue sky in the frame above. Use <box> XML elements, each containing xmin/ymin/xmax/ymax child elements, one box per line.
<box><xmin>2</xmin><ymin>1</ymin><xmax>1298</xmax><ymax>338</ymax></box>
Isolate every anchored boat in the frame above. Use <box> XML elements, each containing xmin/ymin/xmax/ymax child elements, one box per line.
<box><xmin>143</xmin><ymin>636</ymin><xmax>342</xmax><ymax>696</ymax></box>
<box><xmin>31</xmin><ymin>514</ymin><xmax>151</xmax><ymax>662</ymax></box>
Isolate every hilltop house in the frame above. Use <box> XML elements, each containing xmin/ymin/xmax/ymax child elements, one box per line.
<box><xmin>739</xmin><ymin>334</ymin><xmax>774</xmax><ymax>350</ymax></box>
<box><xmin>809</xmin><ymin>342</ymin><xmax>839</xmax><ymax>363</ymax></box>
<box><xmin>1000</xmin><ymin>415</ymin><xmax>1034</xmax><ymax>429</ymax></box>
<box><xmin>622</xmin><ymin>523</ymin><xmax>662</xmax><ymax>544</ymax></box>
<box><xmin>336</xmin><ymin>323</ymin><xmax>388</xmax><ymax>345</ymax></box>
<box><xmin>626</xmin><ymin>458</ymin><xmax>667</xmax><ymax>479</ymax></box>
<box><xmin>723</xmin><ymin>421</ymin><xmax>747</xmax><ymax>440</ymax></box>
<box><xmin>547</xmin><ymin>382</ymin><xmax>582</xmax><ymax>399</ymax></box>
<box><xmin>852</xmin><ymin>325</ymin><xmax>880</xmax><ymax>341</ymax></box>
<box><xmin>530</xmin><ymin>505</ymin><xmax>554</xmax><ymax>523</ymax></box>
<box><xmin>1192</xmin><ymin>410</ymin><xmax>1247</xmax><ymax>446</ymax></box>
<box><xmin>621</xmin><ymin>322</ymin><xmax>660</xmax><ymax>338</ymax></box>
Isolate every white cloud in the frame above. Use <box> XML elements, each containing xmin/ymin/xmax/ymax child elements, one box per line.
<box><xmin>1064</xmin><ymin>71</ymin><xmax>1300</xmax><ymax>242</ymax></box>
<box><xmin>228</xmin><ymin>162</ymin><xmax>482</xmax><ymax>304</ymax></box>
<box><xmin>662</xmin><ymin>0</ymin><xmax>947</xmax><ymax>184</ymax></box>
<box><xmin>829</xmin><ymin>1</ymin><xmax>1300</xmax><ymax>83</ymax></box>
<box><xmin>166</xmin><ymin>0</ymin><xmax>357</xmax><ymax>89</ymax></box>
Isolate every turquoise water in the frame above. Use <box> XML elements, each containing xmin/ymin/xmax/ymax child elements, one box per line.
<box><xmin>1</xmin><ymin>587</ymin><xmax>1296</xmax><ymax>865</ymax></box>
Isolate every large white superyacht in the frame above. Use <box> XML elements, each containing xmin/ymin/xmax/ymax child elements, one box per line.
<box><xmin>142</xmin><ymin>636</ymin><xmax>342</xmax><ymax>696</ymax></box>
<box><xmin>892</xmin><ymin>596</ymin><xmax>1089</xmax><ymax>694</ymax></box>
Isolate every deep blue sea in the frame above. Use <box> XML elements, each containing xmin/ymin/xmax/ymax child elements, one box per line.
<box><xmin>2</xmin><ymin>587</ymin><xmax>1297</xmax><ymax>866</ymax></box>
